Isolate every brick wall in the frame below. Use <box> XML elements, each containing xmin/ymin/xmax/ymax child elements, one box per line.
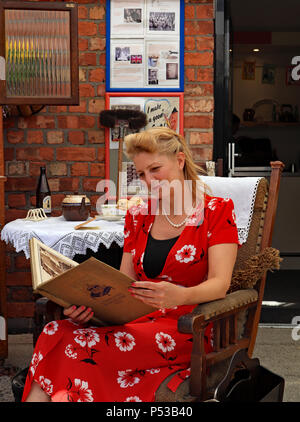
<box><xmin>3</xmin><ymin>0</ymin><xmax>214</xmax><ymax>332</ymax></box>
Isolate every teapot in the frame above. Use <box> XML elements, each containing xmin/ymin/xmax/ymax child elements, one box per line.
<box><xmin>62</xmin><ymin>194</ymin><xmax>91</xmax><ymax>221</ymax></box>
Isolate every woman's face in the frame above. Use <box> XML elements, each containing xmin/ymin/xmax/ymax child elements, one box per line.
<box><xmin>133</xmin><ymin>151</ymin><xmax>185</xmax><ymax>200</ymax></box>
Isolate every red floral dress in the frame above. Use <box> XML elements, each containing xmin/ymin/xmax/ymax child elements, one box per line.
<box><xmin>22</xmin><ymin>195</ymin><xmax>239</xmax><ymax>402</ymax></box>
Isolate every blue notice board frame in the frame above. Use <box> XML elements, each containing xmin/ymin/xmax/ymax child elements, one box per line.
<box><xmin>106</xmin><ymin>0</ymin><xmax>184</xmax><ymax>92</ymax></box>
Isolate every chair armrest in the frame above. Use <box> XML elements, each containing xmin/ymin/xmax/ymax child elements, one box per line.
<box><xmin>178</xmin><ymin>289</ymin><xmax>258</xmax><ymax>334</ymax></box>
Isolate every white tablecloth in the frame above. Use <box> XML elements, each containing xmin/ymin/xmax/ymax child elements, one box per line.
<box><xmin>1</xmin><ymin>216</ymin><xmax>125</xmax><ymax>259</ymax></box>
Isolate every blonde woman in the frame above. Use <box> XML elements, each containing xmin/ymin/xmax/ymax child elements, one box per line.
<box><xmin>23</xmin><ymin>127</ymin><xmax>239</xmax><ymax>402</ymax></box>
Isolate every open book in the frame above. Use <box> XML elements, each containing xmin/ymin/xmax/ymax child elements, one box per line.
<box><xmin>30</xmin><ymin>238</ymin><xmax>155</xmax><ymax>326</ymax></box>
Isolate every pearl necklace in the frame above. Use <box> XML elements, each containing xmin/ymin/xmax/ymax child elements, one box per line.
<box><xmin>162</xmin><ymin>205</ymin><xmax>195</xmax><ymax>228</ymax></box>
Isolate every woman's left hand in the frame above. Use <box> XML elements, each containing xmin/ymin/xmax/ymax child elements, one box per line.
<box><xmin>128</xmin><ymin>281</ymin><xmax>185</xmax><ymax>309</ymax></box>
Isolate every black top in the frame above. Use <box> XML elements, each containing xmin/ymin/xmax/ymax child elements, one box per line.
<box><xmin>143</xmin><ymin>232</ymin><xmax>180</xmax><ymax>279</ymax></box>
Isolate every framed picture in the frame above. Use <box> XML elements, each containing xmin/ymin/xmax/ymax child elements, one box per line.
<box><xmin>104</xmin><ymin>92</ymin><xmax>184</xmax><ymax>194</ymax></box>
<box><xmin>0</xmin><ymin>1</ymin><xmax>79</xmax><ymax>105</ymax></box>
<box><xmin>242</xmin><ymin>61</ymin><xmax>256</xmax><ymax>81</ymax></box>
<box><xmin>262</xmin><ymin>64</ymin><xmax>275</xmax><ymax>85</ymax></box>
<box><xmin>106</xmin><ymin>0</ymin><xmax>184</xmax><ymax>92</ymax></box>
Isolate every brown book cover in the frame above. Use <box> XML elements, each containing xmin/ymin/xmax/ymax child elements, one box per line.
<box><xmin>29</xmin><ymin>237</ymin><xmax>155</xmax><ymax>326</ymax></box>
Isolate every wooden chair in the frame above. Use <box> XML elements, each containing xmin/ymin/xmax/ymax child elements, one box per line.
<box><xmin>29</xmin><ymin>161</ymin><xmax>284</xmax><ymax>402</ymax></box>
<box><xmin>155</xmin><ymin>161</ymin><xmax>284</xmax><ymax>401</ymax></box>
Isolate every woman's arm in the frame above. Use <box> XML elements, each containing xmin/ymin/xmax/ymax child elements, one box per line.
<box><xmin>129</xmin><ymin>243</ymin><xmax>238</xmax><ymax>308</ymax></box>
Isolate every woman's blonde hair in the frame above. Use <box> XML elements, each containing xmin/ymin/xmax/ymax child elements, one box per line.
<box><xmin>124</xmin><ymin>127</ymin><xmax>208</xmax><ymax>202</ymax></box>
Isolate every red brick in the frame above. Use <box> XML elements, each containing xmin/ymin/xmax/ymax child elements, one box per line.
<box><xmin>184</xmin><ymin>99</ymin><xmax>214</xmax><ymax>113</ymax></box>
<box><xmin>46</xmin><ymin>131</ymin><xmax>64</xmax><ymax>144</ymax></box>
<box><xmin>184</xmin><ymin>115</ymin><xmax>213</xmax><ymax>129</ymax></box>
<box><xmin>78</xmin><ymin>38</ymin><xmax>89</xmax><ymax>51</ymax></box>
<box><xmin>184</xmin><ymin>83</ymin><xmax>214</xmax><ymax>97</ymax></box>
<box><xmin>97</xmin><ymin>146</ymin><xmax>105</xmax><ymax>161</ymax></box>
<box><xmin>71</xmin><ymin>162</ymin><xmax>89</xmax><ymax>176</ymax></box>
<box><xmin>68</xmin><ymin>131</ymin><xmax>85</xmax><ymax>145</ymax></box>
<box><xmin>87</xmin><ymin>130</ymin><xmax>105</xmax><ymax>144</ymax></box>
<box><xmin>69</xmin><ymin>100</ymin><xmax>87</xmax><ymax>113</ymax></box>
<box><xmin>78</xmin><ymin>115</ymin><xmax>96</xmax><ymax>128</ymax></box>
<box><xmin>5</xmin><ymin>209</ymin><xmax>27</xmax><ymax>223</ymax></box>
<box><xmin>97</xmin><ymin>84</ymin><xmax>106</xmax><ymax>97</ymax></box>
<box><xmin>59</xmin><ymin>178</ymin><xmax>80</xmax><ymax>192</ymax></box>
<box><xmin>196</xmin><ymin>4</ymin><xmax>214</xmax><ymax>19</ymax></box>
<box><xmin>185</xmin><ymin>36</ymin><xmax>196</xmax><ymax>51</ymax></box>
<box><xmin>56</xmin><ymin>147</ymin><xmax>96</xmax><ymax>162</ymax></box>
<box><xmin>51</xmin><ymin>193</ymin><xmax>66</xmax><ymax>208</ymax></box>
<box><xmin>196</xmin><ymin>36</ymin><xmax>214</xmax><ymax>51</ymax></box>
<box><xmin>11</xmin><ymin>287</ymin><xmax>34</xmax><ymax>302</ymax></box>
<box><xmin>98</xmin><ymin>22</ymin><xmax>106</xmax><ymax>35</ymax></box>
<box><xmin>189</xmin><ymin>131</ymin><xmax>213</xmax><ymax>145</ymax></box>
<box><xmin>48</xmin><ymin>162</ymin><xmax>68</xmax><ymax>176</ymax></box>
<box><xmin>6</xmin><ymin>130</ymin><xmax>24</xmax><ymax>144</ymax></box>
<box><xmin>5</xmin><ymin>177</ymin><xmax>36</xmax><ymax>192</ymax></box>
<box><xmin>79</xmin><ymin>52</ymin><xmax>97</xmax><ymax>66</ymax></box>
<box><xmin>4</xmin><ymin>148</ymin><xmax>14</xmax><ymax>161</ymax></box>
<box><xmin>184</xmin><ymin>51</ymin><xmax>213</xmax><ymax>66</ymax></box>
<box><xmin>88</xmin><ymin>98</ymin><xmax>105</xmax><ymax>114</ymax></box>
<box><xmin>27</xmin><ymin>130</ymin><xmax>44</xmax><ymax>144</ymax></box>
<box><xmin>7</xmin><ymin>302</ymin><xmax>34</xmax><ymax>318</ymax></box>
<box><xmin>6</xmin><ymin>272</ymin><xmax>32</xmax><ymax>286</ymax></box>
<box><xmin>29</xmin><ymin>162</ymin><xmax>47</xmax><ymax>177</ymax></box>
<box><xmin>89</xmin><ymin>5</ymin><xmax>105</xmax><ymax>19</ymax></box>
<box><xmin>82</xmin><ymin>178</ymin><xmax>102</xmax><ymax>192</ymax></box>
<box><xmin>185</xmin><ymin>5</ymin><xmax>195</xmax><ymax>19</ymax></box>
<box><xmin>7</xmin><ymin>161</ymin><xmax>27</xmax><ymax>176</ymax></box>
<box><xmin>191</xmin><ymin>146</ymin><xmax>213</xmax><ymax>161</ymax></box>
<box><xmin>99</xmin><ymin>53</ymin><xmax>106</xmax><ymax>65</ymax></box>
<box><xmin>185</xmin><ymin>68</ymin><xmax>196</xmax><ymax>82</ymax></box>
<box><xmin>89</xmin><ymin>68</ymin><xmax>105</xmax><ymax>82</ymax></box>
<box><xmin>78</xmin><ymin>5</ymin><xmax>88</xmax><ymax>18</ymax></box>
<box><xmin>15</xmin><ymin>255</ymin><xmax>30</xmax><ymax>270</ymax></box>
<box><xmin>7</xmin><ymin>193</ymin><xmax>26</xmax><ymax>208</ymax></box>
<box><xmin>78</xmin><ymin>21</ymin><xmax>97</xmax><ymax>36</ymax></box>
<box><xmin>184</xmin><ymin>21</ymin><xmax>214</xmax><ymax>36</ymax></box>
<box><xmin>17</xmin><ymin>115</ymin><xmax>56</xmax><ymax>129</ymax></box>
<box><xmin>48</xmin><ymin>105</ymin><xmax>67</xmax><ymax>113</ymax></box>
<box><xmin>90</xmin><ymin>163</ymin><xmax>105</xmax><ymax>177</ymax></box>
<box><xmin>80</xmin><ymin>83</ymin><xmax>95</xmax><ymax>97</ymax></box>
<box><xmin>16</xmin><ymin>147</ymin><xmax>54</xmax><ymax>161</ymax></box>
<box><xmin>57</xmin><ymin>115</ymin><xmax>80</xmax><ymax>129</ymax></box>
<box><xmin>196</xmin><ymin>67</ymin><xmax>214</xmax><ymax>82</ymax></box>
<box><xmin>89</xmin><ymin>38</ymin><xmax>106</xmax><ymax>51</ymax></box>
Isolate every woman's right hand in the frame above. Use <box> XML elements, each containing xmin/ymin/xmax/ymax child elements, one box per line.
<box><xmin>63</xmin><ymin>305</ymin><xmax>94</xmax><ymax>325</ymax></box>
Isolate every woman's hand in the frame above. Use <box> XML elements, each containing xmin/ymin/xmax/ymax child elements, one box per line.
<box><xmin>63</xmin><ymin>305</ymin><xmax>94</xmax><ymax>325</ymax></box>
<box><xmin>128</xmin><ymin>281</ymin><xmax>186</xmax><ymax>309</ymax></box>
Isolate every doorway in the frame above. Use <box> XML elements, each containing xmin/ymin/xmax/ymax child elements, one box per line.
<box><xmin>214</xmin><ymin>0</ymin><xmax>300</xmax><ymax>324</ymax></box>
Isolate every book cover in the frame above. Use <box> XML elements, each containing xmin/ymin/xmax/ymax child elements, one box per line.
<box><xmin>29</xmin><ymin>238</ymin><xmax>155</xmax><ymax>325</ymax></box>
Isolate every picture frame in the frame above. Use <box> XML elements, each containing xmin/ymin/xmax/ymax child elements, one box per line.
<box><xmin>0</xmin><ymin>1</ymin><xmax>79</xmax><ymax>105</ymax></box>
<box><xmin>104</xmin><ymin>92</ymin><xmax>184</xmax><ymax>195</ymax></box>
<box><xmin>106</xmin><ymin>0</ymin><xmax>184</xmax><ymax>92</ymax></box>
<box><xmin>242</xmin><ymin>61</ymin><xmax>256</xmax><ymax>81</ymax></box>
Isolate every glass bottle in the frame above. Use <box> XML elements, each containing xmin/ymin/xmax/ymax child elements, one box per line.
<box><xmin>36</xmin><ymin>166</ymin><xmax>51</xmax><ymax>216</ymax></box>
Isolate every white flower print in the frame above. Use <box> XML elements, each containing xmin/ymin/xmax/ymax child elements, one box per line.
<box><xmin>30</xmin><ymin>351</ymin><xmax>43</xmax><ymax>377</ymax></box>
<box><xmin>43</xmin><ymin>321</ymin><xmax>58</xmax><ymax>335</ymax></box>
<box><xmin>223</xmin><ymin>197</ymin><xmax>230</xmax><ymax>202</ymax></box>
<box><xmin>65</xmin><ymin>344</ymin><xmax>78</xmax><ymax>359</ymax></box>
<box><xmin>131</xmin><ymin>248</ymin><xmax>136</xmax><ymax>257</ymax></box>
<box><xmin>69</xmin><ymin>379</ymin><xmax>94</xmax><ymax>402</ymax></box>
<box><xmin>39</xmin><ymin>376</ymin><xmax>53</xmax><ymax>395</ymax></box>
<box><xmin>207</xmin><ymin>198</ymin><xmax>218</xmax><ymax>210</ymax></box>
<box><xmin>73</xmin><ymin>328</ymin><xmax>100</xmax><ymax>348</ymax></box>
<box><xmin>147</xmin><ymin>368</ymin><xmax>161</xmax><ymax>374</ymax></box>
<box><xmin>232</xmin><ymin>209</ymin><xmax>236</xmax><ymax>224</ymax></box>
<box><xmin>207</xmin><ymin>231</ymin><xmax>212</xmax><ymax>238</ymax></box>
<box><xmin>155</xmin><ymin>332</ymin><xmax>176</xmax><ymax>353</ymax></box>
<box><xmin>175</xmin><ymin>244</ymin><xmax>196</xmax><ymax>263</ymax></box>
<box><xmin>124</xmin><ymin>229</ymin><xmax>130</xmax><ymax>239</ymax></box>
<box><xmin>125</xmin><ymin>396</ymin><xmax>142</xmax><ymax>402</ymax></box>
<box><xmin>117</xmin><ymin>370</ymin><xmax>141</xmax><ymax>388</ymax></box>
<box><xmin>114</xmin><ymin>332</ymin><xmax>136</xmax><ymax>352</ymax></box>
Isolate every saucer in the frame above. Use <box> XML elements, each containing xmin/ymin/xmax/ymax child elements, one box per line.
<box><xmin>97</xmin><ymin>215</ymin><xmax>125</xmax><ymax>222</ymax></box>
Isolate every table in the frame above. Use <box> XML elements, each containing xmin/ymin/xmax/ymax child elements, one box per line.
<box><xmin>1</xmin><ymin>215</ymin><xmax>125</xmax><ymax>267</ymax></box>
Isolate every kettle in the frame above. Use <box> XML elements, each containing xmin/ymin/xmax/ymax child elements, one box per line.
<box><xmin>62</xmin><ymin>194</ymin><xmax>91</xmax><ymax>221</ymax></box>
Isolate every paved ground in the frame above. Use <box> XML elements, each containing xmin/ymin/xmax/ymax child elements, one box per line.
<box><xmin>0</xmin><ymin>325</ymin><xmax>299</xmax><ymax>402</ymax></box>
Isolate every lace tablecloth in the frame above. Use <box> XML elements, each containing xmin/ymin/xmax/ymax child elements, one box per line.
<box><xmin>1</xmin><ymin>216</ymin><xmax>125</xmax><ymax>259</ymax></box>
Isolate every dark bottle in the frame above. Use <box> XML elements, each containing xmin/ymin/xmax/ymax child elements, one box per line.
<box><xmin>36</xmin><ymin>167</ymin><xmax>51</xmax><ymax>216</ymax></box>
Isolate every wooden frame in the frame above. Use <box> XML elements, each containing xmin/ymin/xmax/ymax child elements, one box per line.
<box><xmin>106</xmin><ymin>0</ymin><xmax>184</xmax><ymax>92</ymax></box>
<box><xmin>104</xmin><ymin>92</ymin><xmax>184</xmax><ymax>195</ymax></box>
<box><xmin>0</xmin><ymin>1</ymin><xmax>79</xmax><ymax>105</ymax></box>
